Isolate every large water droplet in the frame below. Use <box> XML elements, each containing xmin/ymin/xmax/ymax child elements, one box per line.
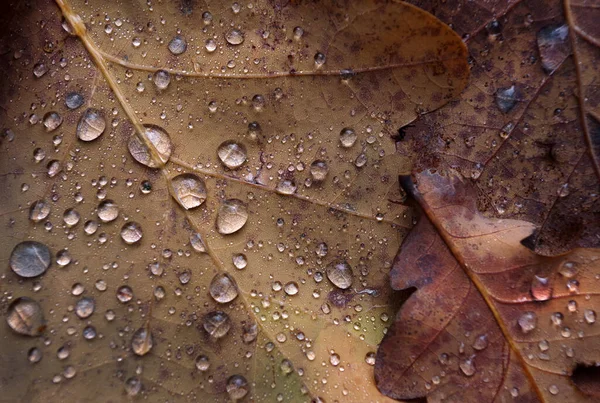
<box><xmin>284</xmin><ymin>281</ymin><xmax>299</xmax><ymax>296</ymax></box>
<box><xmin>170</xmin><ymin>174</ymin><xmax>207</xmax><ymax>210</ymax></box>
<box><xmin>195</xmin><ymin>355</ymin><xmax>210</xmax><ymax>371</ymax></box>
<box><xmin>326</xmin><ymin>260</ymin><xmax>353</xmax><ymax>289</ymax></box>
<box><xmin>209</xmin><ymin>273</ymin><xmax>238</xmax><ymax>303</ymax></box>
<box><xmin>537</xmin><ymin>24</ymin><xmax>569</xmax><ymax>73</ymax></box>
<box><xmin>584</xmin><ymin>309</ymin><xmax>596</xmax><ymax>324</ymax></box>
<box><xmin>518</xmin><ymin>311</ymin><xmax>537</xmax><ymax>333</ymax></box>
<box><xmin>530</xmin><ymin>275</ymin><xmax>552</xmax><ymax>301</ymax></box>
<box><xmin>10</xmin><ymin>241</ymin><xmax>51</xmax><ymax>278</ymax></box>
<box><xmin>153</xmin><ymin>70</ymin><xmax>170</xmax><ymax>90</ymax></box>
<box><xmin>459</xmin><ymin>356</ymin><xmax>476</xmax><ymax>377</ymax></box>
<box><xmin>75</xmin><ymin>297</ymin><xmax>95</xmax><ymax>319</ymax></box>
<box><xmin>120</xmin><ymin>222</ymin><xmax>143</xmax><ymax>244</ymax></box>
<box><xmin>310</xmin><ymin>160</ymin><xmax>329</xmax><ymax>181</ymax></box>
<box><xmin>76</xmin><ymin>108</ymin><xmax>106</xmax><ymax>142</ymax></box>
<box><xmin>131</xmin><ymin>327</ymin><xmax>153</xmax><ymax>355</ymax></box>
<box><xmin>472</xmin><ymin>334</ymin><xmax>488</xmax><ymax>350</ymax></box>
<box><xmin>495</xmin><ymin>85</ymin><xmax>518</xmax><ymax>113</ymax></box>
<box><xmin>6</xmin><ymin>297</ymin><xmax>45</xmax><ymax>336</ymax></box>
<box><xmin>216</xmin><ymin>199</ymin><xmax>248</xmax><ymax>235</ymax></box>
<box><xmin>203</xmin><ymin>311</ymin><xmax>231</xmax><ymax>338</ymax></box>
<box><xmin>43</xmin><ymin>111</ymin><xmax>62</xmax><ymax>132</ymax></box>
<box><xmin>276</xmin><ymin>179</ymin><xmax>297</xmax><ymax>195</ymax></box>
<box><xmin>232</xmin><ymin>253</ymin><xmax>247</xmax><ymax>269</ymax></box>
<box><xmin>97</xmin><ymin>200</ymin><xmax>119</xmax><ymax>222</ymax></box>
<box><xmin>340</xmin><ymin>128</ymin><xmax>357</xmax><ymax>148</ymax></box>
<box><xmin>226</xmin><ymin>374</ymin><xmax>249</xmax><ymax>400</ymax></box>
<box><xmin>29</xmin><ymin>200</ymin><xmax>51</xmax><ymax>222</ymax></box>
<box><xmin>225</xmin><ymin>29</ymin><xmax>245</xmax><ymax>45</ymax></box>
<box><xmin>128</xmin><ymin>124</ymin><xmax>172</xmax><ymax>168</ymax></box>
<box><xmin>242</xmin><ymin>323</ymin><xmax>258</xmax><ymax>344</ymax></box>
<box><xmin>168</xmin><ymin>35</ymin><xmax>187</xmax><ymax>55</ymax></box>
<box><xmin>217</xmin><ymin>140</ymin><xmax>247</xmax><ymax>169</ymax></box>
<box><xmin>65</xmin><ymin>92</ymin><xmax>84</xmax><ymax>110</ymax></box>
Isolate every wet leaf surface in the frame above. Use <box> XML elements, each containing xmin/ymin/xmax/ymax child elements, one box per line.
<box><xmin>0</xmin><ymin>0</ymin><xmax>468</xmax><ymax>401</ymax></box>
<box><xmin>402</xmin><ymin>0</ymin><xmax>600</xmax><ymax>254</ymax></box>
<box><xmin>375</xmin><ymin>168</ymin><xmax>600</xmax><ymax>402</ymax></box>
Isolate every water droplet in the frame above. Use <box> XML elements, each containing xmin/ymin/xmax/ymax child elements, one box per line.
<box><xmin>216</xmin><ymin>199</ymin><xmax>248</xmax><ymax>235</ymax></box>
<box><xmin>225</xmin><ymin>29</ymin><xmax>245</xmax><ymax>45</ymax></box>
<box><xmin>537</xmin><ymin>24</ymin><xmax>569</xmax><ymax>73</ymax></box>
<box><xmin>43</xmin><ymin>111</ymin><xmax>62</xmax><ymax>132</ymax></box>
<box><xmin>495</xmin><ymin>85</ymin><xmax>518</xmax><ymax>113</ymax></box>
<box><xmin>548</xmin><ymin>384</ymin><xmax>559</xmax><ymax>395</ymax></box>
<box><xmin>284</xmin><ymin>281</ymin><xmax>299</xmax><ymax>296</ymax></box>
<box><xmin>29</xmin><ymin>200</ymin><xmax>51</xmax><ymax>222</ymax></box>
<box><xmin>28</xmin><ymin>347</ymin><xmax>42</xmax><ymax>363</ymax></box>
<box><xmin>97</xmin><ymin>200</ymin><xmax>119</xmax><ymax>222</ymax></box>
<box><xmin>170</xmin><ymin>173</ymin><xmax>207</xmax><ymax>210</ymax></box>
<box><xmin>485</xmin><ymin>20</ymin><xmax>502</xmax><ymax>39</ymax></box>
<box><xmin>314</xmin><ymin>52</ymin><xmax>326</xmax><ymax>67</ymax></box>
<box><xmin>310</xmin><ymin>160</ymin><xmax>329</xmax><ymax>181</ymax></box>
<box><xmin>65</xmin><ymin>92</ymin><xmax>84</xmax><ymax>110</ymax></box>
<box><xmin>559</xmin><ymin>261</ymin><xmax>577</xmax><ymax>278</ymax></box>
<box><xmin>152</xmin><ymin>69</ymin><xmax>170</xmax><ymax>91</ymax></box>
<box><xmin>194</xmin><ymin>355</ymin><xmax>210</xmax><ymax>372</ymax></box>
<box><xmin>316</xmin><ymin>242</ymin><xmax>329</xmax><ymax>258</ymax></box>
<box><xmin>518</xmin><ymin>311</ymin><xmax>537</xmax><ymax>333</ymax></box>
<box><xmin>557</xmin><ymin>183</ymin><xmax>570</xmax><ymax>198</ymax></box>
<box><xmin>10</xmin><ymin>241</ymin><xmax>51</xmax><ymax>278</ymax></box>
<box><xmin>117</xmin><ymin>285</ymin><xmax>133</xmax><ymax>303</ymax></box>
<box><xmin>226</xmin><ymin>374</ymin><xmax>249</xmax><ymax>400</ymax></box>
<box><xmin>190</xmin><ymin>232</ymin><xmax>206</xmax><ymax>253</ymax></box>
<box><xmin>280</xmin><ymin>359</ymin><xmax>293</xmax><ymax>374</ymax></box>
<box><xmin>217</xmin><ymin>140</ymin><xmax>247</xmax><ymax>169</ymax></box>
<box><xmin>472</xmin><ymin>334</ymin><xmax>489</xmax><ymax>350</ymax></box>
<box><xmin>326</xmin><ymin>260</ymin><xmax>353</xmax><ymax>289</ymax></box>
<box><xmin>209</xmin><ymin>273</ymin><xmax>238</xmax><ymax>303</ymax></box>
<box><xmin>459</xmin><ymin>356</ymin><xmax>476</xmax><ymax>377</ymax></box>
<box><xmin>76</xmin><ymin>108</ymin><xmax>106</xmax><ymax>142</ymax></box>
<box><xmin>203</xmin><ymin>311</ymin><xmax>231</xmax><ymax>338</ymax></box>
<box><xmin>33</xmin><ymin>62</ymin><xmax>48</xmax><ymax>78</ymax></box>
<box><xmin>131</xmin><ymin>327</ymin><xmax>153</xmax><ymax>356</ymax></box>
<box><xmin>84</xmin><ymin>220</ymin><xmax>99</xmax><ymax>235</ymax></box>
<box><xmin>205</xmin><ymin>38</ymin><xmax>217</xmax><ymax>52</ymax></box>
<box><xmin>168</xmin><ymin>35</ymin><xmax>187</xmax><ymax>55</ymax></box>
<box><xmin>340</xmin><ymin>128</ymin><xmax>357</xmax><ymax>148</ymax></box>
<box><xmin>128</xmin><ymin>124</ymin><xmax>172</xmax><ymax>168</ymax></box>
<box><xmin>232</xmin><ymin>253</ymin><xmax>247</xmax><ymax>269</ymax></box>
<box><xmin>202</xmin><ymin>11</ymin><xmax>213</xmax><ymax>24</ymax></box>
<box><xmin>365</xmin><ymin>352</ymin><xmax>376</xmax><ymax>366</ymax></box>
<box><xmin>125</xmin><ymin>377</ymin><xmax>142</xmax><ymax>396</ymax></box>
<box><xmin>354</xmin><ymin>153</ymin><xmax>367</xmax><ymax>168</ymax></box>
<box><xmin>242</xmin><ymin>323</ymin><xmax>258</xmax><ymax>344</ymax></box>
<box><xmin>73</xmin><ymin>297</ymin><xmax>95</xmax><ymax>319</ymax></box>
<box><xmin>6</xmin><ymin>297</ymin><xmax>45</xmax><ymax>336</ymax></box>
<box><xmin>293</xmin><ymin>26</ymin><xmax>304</xmax><ymax>40</ymax></box>
<box><xmin>584</xmin><ymin>309</ymin><xmax>596</xmax><ymax>324</ymax></box>
<box><xmin>63</xmin><ymin>208</ymin><xmax>80</xmax><ymax>227</ymax></box>
<box><xmin>530</xmin><ymin>275</ymin><xmax>552</xmax><ymax>301</ymax></box>
<box><xmin>121</xmin><ymin>222</ymin><xmax>143</xmax><ymax>244</ymax></box>
<box><xmin>276</xmin><ymin>179</ymin><xmax>297</xmax><ymax>195</ymax></box>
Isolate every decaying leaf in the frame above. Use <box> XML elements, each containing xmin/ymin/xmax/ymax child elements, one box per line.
<box><xmin>400</xmin><ymin>0</ymin><xmax>600</xmax><ymax>254</ymax></box>
<box><xmin>375</xmin><ymin>168</ymin><xmax>600</xmax><ymax>402</ymax></box>
<box><xmin>0</xmin><ymin>0</ymin><xmax>469</xmax><ymax>401</ymax></box>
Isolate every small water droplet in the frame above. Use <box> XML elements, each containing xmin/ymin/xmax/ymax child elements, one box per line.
<box><xmin>10</xmin><ymin>241</ymin><xmax>51</xmax><ymax>278</ymax></box>
<box><xmin>29</xmin><ymin>200</ymin><xmax>51</xmax><ymax>222</ymax></box>
<box><xmin>242</xmin><ymin>323</ymin><xmax>258</xmax><ymax>344</ymax></box>
<box><xmin>216</xmin><ymin>199</ymin><xmax>248</xmax><ymax>235</ymax></box>
<box><xmin>63</xmin><ymin>208</ymin><xmax>80</xmax><ymax>227</ymax></box>
<box><xmin>459</xmin><ymin>356</ymin><xmax>476</xmax><ymax>377</ymax></box>
<box><xmin>170</xmin><ymin>174</ymin><xmax>207</xmax><ymax>210</ymax></box>
<box><xmin>365</xmin><ymin>352</ymin><xmax>376</xmax><ymax>366</ymax></box>
<box><xmin>548</xmin><ymin>384</ymin><xmax>559</xmax><ymax>395</ymax></box>
<box><xmin>28</xmin><ymin>347</ymin><xmax>42</xmax><ymax>363</ymax></box>
<box><xmin>537</xmin><ymin>24</ymin><xmax>569</xmax><ymax>73</ymax></box>
<box><xmin>530</xmin><ymin>275</ymin><xmax>552</xmax><ymax>301</ymax></box>
<box><xmin>280</xmin><ymin>358</ymin><xmax>294</xmax><ymax>374</ymax></box>
<box><xmin>559</xmin><ymin>261</ymin><xmax>577</xmax><ymax>278</ymax></box>
<box><xmin>117</xmin><ymin>285</ymin><xmax>133</xmax><ymax>303</ymax></box>
<box><xmin>128</xmin><ymin>124</ymin><xmax>173</xmax><ymax>168</ymax></box>
<box><xmin>65</xmin><ymin>92</ymin><xmax>84</xmax><ymax>110</ymax></box>
<box><xmin>120</xmin><ymin>222</ymin><xmax>143</xmax><ymax>244</ymax></box>
<box><xmin>310</xmin><ymin>160</ymin><xmax>329</xmax><ymax>181</ymax></box>
<box><xmin>131</xmin><ymin>327</ymin><xmax>153</xmax><ymax>356</ymax></box>
<box><xmin>284</xmin><ymin>281</ymin><xmax>299</xmax><ymax>296</ymax></box>
<box><xmin>518</xmin><ymin>311</ymin><xmax>537</xmax><ymax>333</ymax></box>
<box><xmin>203</xmin><ymin>311</ymin><xmax>231</xmax><ymax>338</ymax></box>
<box><xmin>584</xmin><ymin>309</ymin><xmax>596</xmax><ymax>324</ymax></box>
<box><xmin>557</xmin><ymin>183</ymin><xmax>570</xmax><ymax>198</ymax></box>
<box><xmin>495</xmin><ymin>85</ymin><xmax>518</xmax><ymax>113</ymax></box>
<box><xmin>43</xmin><ymin>111</ymin><xmax>62</xmax><ymax>132</ymax></box>
<box><xmin>6</xmin><ymin>297</ymin><xmax>45</xmax><ymax>336</ymax></box>
<box><xmin>76</xmin><ymin>108</ymin><xmax>106</xmax><ymax>142</ymax></box>
<box><xmin>276</xmin><ymin>179</ymin><xmax>297</xmax><ymax>195</ymax></box>
<box><xmin>190</xmin><ymin>232</ymin><xmax>206</xmax><ymax>253</ymax></box>
<box><xmin>217</xmin><ymin>140</ymin><xmax>247</xmax><ymax>169</ymax></box>
<box><xmin>472</xmin><ymin>334</ymin><xmax>489</xmax><ymax>350</ymax></box>
<box><xmin>293</xmin><ymin>26</ymin><xmax>304</xmax><ymax>40</ymax></box>
<box><xmin>97</xmin><ymin>200</ymin><xmax>119</xmax><ymax>222</ymax></box>
<box><xmin>125</xmin><ymin>377</ymin><xmax>142</xmax><ymax>396</ymax></box>
<box><xmin>232</xmin><ymin>253</ymin><xmax>247</xmax><ymax>269</ymax></box>
<box><xmin>168</xmin><ymin>35</ymin><xmax>187</xmax><ymax>55</ymax></box>
<box><xmin>326</xmin><ymin>260</ymin><xmax>353</xmax><ymax>289</ymax></box>
<box><xmin>205</xmin><ymin>39</ymin><xmax>217</xmax><ymax>52</ymax></box>
<box><xmin>33</xmin><ymin>62</ymin><xmax>48</xmax><ymax>78</ymax></box>
<box><xmin>226</xmin><ymin>374</ymin><xmax>249</xmax><ymax>400</ymax></box>
<box><xmin>195</xmin><ymin>355</ymin><xmax>210</xmax><ymax>371</ymax></box>
<box><xmin>209</xmin><ymin>273</ymin><xmax>238</xmax><ymax>303</ymax></box>
<box><xmin>340</xmin><ymin>128</ymin><xmax>357</xmax><ymax>148</ymax></box>
<box><xmin>314</xmin><ymin>52</ymin><xmax>326</xmax><ymax>67</ymax></box>
<box><xmin>225</xmin><ymin>29</ymin><xmax>245</xmax><ymax>45</ymax></box>
<box><xmin>153</xmin><ymin>69</ymin><xmax>171</xmax><ymax>90</ymax></box>
<box><xmin>75</xmin><ymin>297</ymin><xmax>95</xmax><ymax>319</ymax></box>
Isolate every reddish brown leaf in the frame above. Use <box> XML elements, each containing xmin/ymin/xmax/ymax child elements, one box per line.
<box><xmin>375</xmin><ymin>168</ymin><xmax>600</xmax><ymax>402</ymax></box>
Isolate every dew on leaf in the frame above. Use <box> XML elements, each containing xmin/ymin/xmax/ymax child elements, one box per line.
<box><xmin>530</xmin><ymin>275</ymin><xmax>552</xmax><ymax>301</ymax></box>
<box><xmin>203</xmin><ymin>311</ymin><xmax>231</xmax><ymax>338</ymax></box>
<box><xmin>97</xmin><ymin>200</ymin><xmax>119</xmax><ymax>222</ymax></box>
<box><xmin>190</xmin><ymin>232</ymin><xmax>207</xmax><ymax>253</ymax></box>
<box><xmin>43</xmin><ymin>111</ymin><xmax>62</xmax><ymax>132</ymax></box>
<box><xmin>340</xmin><ymin>128</ymin><xmax>357</xmax><ymax>148</ymax></box>
<box><xmin>63</xmin><ymin>208</ymin><xmax>81</xmax><ymax>227</ymax></box>
<box><xmin>168</xmin><ymin>35</ymin><xmax>187</xmax><ymax>55</ymax></box>
<box><xmin>33</xmin><ymin>62</ymin><xmax>48</xmax><ymax>78</ymax></box>
<box><xmin>284</xmin><ymin>281</ymin><xmax>299</xmax><ymax>296</ymax></box>
<box><xmin>310</xmin><ymin>160</ymin><xmax>329</xmax><ymax>181</ymax></box>
<box><xmin>195</xmin><ymin>355</ymin><xmax>210</xmax><ymax>371</ymax></box>
<box><xmin>472</xmin><ymin>334</ymin><xmax>488</xmax><ymax>350</ymax></box>
<box><xmin>128</xmin><ymin>124</ymin><xmax>173</xmax><ymax>168</ymax></box>
<box><xmin>314</xmin><ymin>52</ymin><xmax>326</xmax><ymax>67</ymax></box>
<box><xmin>584</xmin><ymin>309</ymin><xmax>596</xmax><ymax>324</ymax></box>
<box><xmin>10</xmin><ymin>241</ymin><xmax>51</xmax><ymax>278</ymax></box>
<box><xmin>226</xmin><ymin>374</ymin><xmax>249</xmax><ymax>400</ymax></box>
<box><xmin>276</xmin><ymin>179</ymin><xmax>297</xmax><ymax>195</ymax></box>
<box><xmin>242</xmin><ymin>323</ymin><xmax>258</xmax><ymax>344</ymax></box>
<box><xmin>75</xmin><ymin>297</ymin><xmax>95</xmax><ymax>319</ymax></box>
<box><xmin>559</xmin><ymin>261</ymin><xmax>577</xmax><ymax>278</ymax></box>
<box><xmin>202</xmin><ymin>11</ymin><xmax>212</xmax><ymax>24</ymax></box>
<box><xmin>131</xmin><ymin>327</ymin><xmax>153</xmax><ymax>356</ymax></box>
<box><xmin>217</xmin><ymin>140</ymin><xmax>247</xmax><ymax>169</ymax></box>
<box><xmin>29</xmin><ymin>200</ymin><xmax>51</xmax><ymax>222</ymax></box>
<box><xmin>330</xmin><ymin>353</ymin><xmax>341</xmax><ymax>366</ymax></box>
<box><xmin>326</xmin><ymin>260</ymin><xmax>353</xmax><ymax>289</ymax></box>
<box><xmin>76</xmin><ymin>108</ymin><xmax>106</xmax><ymax>142</ymax></box>
<box><xmin>71</xmin><ymin>283</ymin><xmax>84</xmax><ymax>296</ymax></box>
<box><xmin>65</xmin><ymin>92</ymin><xmax>84</xmax><ymax>110</ymax></box>
<box><xmin>170</xmin><ymin>173</ymin><xmax>207</xmax><ymax>210</ymax></box>
<box><xmin>153</xmin><ymin>69</ymin><xmax>170</xmax><ymax>90</ymax></box>
<box><xmin>205</xmin><ymin>39</ymin><xmax>217</xmax><ymax>52</ymax></box>
<box><xmin>365</xmin><ymin>352</ymin><xmax>376</xmax><ymax>366</ymax></box>
<box><xmin>28</xmin><ymin>347</ymin><xmax>42</xmax><ymax>363</ymax></box>
<box><xmin>495</xmin><ymin>85</ymin><xmax>518</xmax><ymax>113</ymax></box>
<box><xmin>117</xmin><ymin>285</ymin><xmax>133</xmax><ymax>303</ymax></box>
<box><xmin>209</xmin><ymin>273</ymin><xmax>238</xmax><ymax>303</ymax></box>
<box><xmin>280</xmin><ymin>358</ymin><xmax>293</xmax><ymax>374</ymax></box>
<box><xmin>216</xmin><ymin>199</ymin><xmax>248</xmax><ymax>235</ymax></box>
<box><xmin>56</xmin><ymin>249</ymin><xmax>72</xmax><ymax>266</ymax></box>
<box><xmin>518</xmin><ymin>311</ymin><xmax>537</xmax><ymax>333</ymax></box>
<box><xmin>459</xmin><ymin>356</ymin><xmax>476</xmax><ymax>377</ymax></box>
<box><xmin>354</xmin><ymin>153</ymin><xmax>367</xmax><ymax>168</ymax></box>
<box><xmin>537</xmin><ymin>24</ymin><xmax>569</xmax><ymax>73</ymax></box>
<box><xmin>225</xmin><ymin>29</ymin><xmax>245</xmax><ymax>45</ymax></box>
<box><xmin>83</xmin><ymin>220</ymin><xmax>99</xmax><ymax>235</ymax></box>
<box><xmin>293</xmin><ymin>26</ymin><xmax>304</xmax><ymax>40</ymax></box>
<box><xmin>6</xmin><ymin>297</ymin><xmax>45</xmax><ymax>336</ymax></box>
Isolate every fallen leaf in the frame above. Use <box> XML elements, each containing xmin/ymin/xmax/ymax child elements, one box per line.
<box><xmin>0</xmin><ymin>0</ymin><xmax>468</xmax><ymax>401</ymax></box>
<box><xmin>400</xmin><ymin>0</ymin><xmax>600</xmax><ymax>254</ymax></box>
<box><xmin>375</xmin><ymin>168</ymin><xmax>600</xmax><ymax>402</ymax></box>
